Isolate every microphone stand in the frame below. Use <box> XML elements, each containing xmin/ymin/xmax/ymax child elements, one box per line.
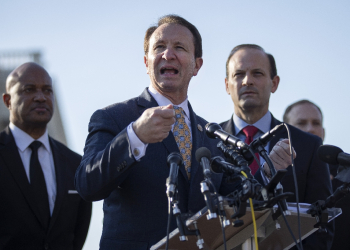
<box><xmin>217</xmin><ymin>142</ymin><xmax>262</xmax><ymax>226</ymax></box>
<box><xmin>307</xmin><ymin>181</ymin><xmax>350</xmax><ymax>233</ymax></box>
<box><xmin>169</xmin><ymin>186</ymin><xmax>205</xmax><ymax>249</ymax></box>
<box><xmin>250</xmin><ymin>140</ymin><xmax>291</xmax><ymax>217</ymax></box>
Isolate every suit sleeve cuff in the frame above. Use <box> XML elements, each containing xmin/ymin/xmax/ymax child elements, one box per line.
<box><xmin>127</xmin><ymin>122</ymin><xmax>148</xmax><ymax>161</ymax></box>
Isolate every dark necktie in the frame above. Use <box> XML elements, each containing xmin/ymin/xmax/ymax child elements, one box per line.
<box><xmin>242</xmin><ymin>126</ymin><xmax>260</xmax><ymax>175</ymax></box>
<box><xmin>29</xmin><ymin>141</ymin><xmax>50</xmax><ymax>229</ymax></box>
<box><xmin>173</xmin><ymin>106</ymin><xmax>192</xmax><ymax>179</ymax></box>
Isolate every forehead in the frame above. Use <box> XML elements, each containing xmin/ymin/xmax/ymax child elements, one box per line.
<box><xmin>228</xmin><ymin>48</ymin><xmax>270</xmax><ymax>72</ymax></box>
<box><xmin>149</xmin><ymin>23</ymin><xmax>194</xmax><ymax>47</ymax></box>
<box><xmin>289</xmin><ymin>103</ymin><xmax>322</xmax><ymax>120</ymax></box>
<box><xmin>15</xmin><ymin>67</ymin><xmax>52</xmax><ymax>87</ymax></box>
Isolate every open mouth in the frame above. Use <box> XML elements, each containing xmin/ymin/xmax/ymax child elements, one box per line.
<box><xmin>160</xmin><ymin>66</ymin><xmax>179</xmax><ymax>75</ymax></box>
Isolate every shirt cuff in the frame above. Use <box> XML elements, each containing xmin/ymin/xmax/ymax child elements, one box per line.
<box><xmin>127</xmin><ymin>122</ymin><xmax>148</xmax><ymax>161</ymax></box>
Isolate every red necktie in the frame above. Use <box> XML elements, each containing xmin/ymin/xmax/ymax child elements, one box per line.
<box><xmin>242</xmin><ymin>126</ymin><xmax>260</xmax><ymax>175</ymax></box>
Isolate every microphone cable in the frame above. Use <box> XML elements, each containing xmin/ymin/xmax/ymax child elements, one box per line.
<box><xmin>284</xmin><ymin>123</ymin><xmax>303</xmax><ymax>250</ymax></box>
<box><xmin>247</xmin><ymin>123</ymin><xmax>302</xmax><ymax>249</ymax></box>
<box><xmin>278</xmin><ymin>203</ymin><xmax>302</xmax><ymax>250</ymax></box>
<box><xmin>241</xmin><ymin>171</ymin><xmax>259</xmax><ymax>250</ymax></box>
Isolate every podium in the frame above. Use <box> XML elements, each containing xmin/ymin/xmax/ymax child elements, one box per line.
<box><xmin>151</xmin><ymin>203</ymin><xmax>340</xmax><ymax>250</ymax></box>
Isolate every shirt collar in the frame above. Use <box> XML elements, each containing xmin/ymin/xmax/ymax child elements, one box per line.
<box><xmin>148</xmin><ymin>84</ymin><xmax>190</xmax><ymax>118</ymax></box>
<box><xmin>233</xmin><ymin>111</ymin><xmax>271</xmax><ymax>135</ymax></box>
<box><xmin>9</xmin><ymin>122</ymin><xmax>51</xmax><ymax>153</ymax></box>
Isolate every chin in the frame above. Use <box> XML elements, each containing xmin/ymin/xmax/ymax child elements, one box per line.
<box><xmin>29</xmin><ymin>116</ymin><xmax>52</xmax><ymax>125</ymax></box>
<box><xmin>241</xmin><ymin>100</ymin><xmax>260</xmax><ymax>109</ymax></box>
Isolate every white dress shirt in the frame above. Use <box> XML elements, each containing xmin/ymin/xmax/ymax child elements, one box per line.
<box><xmin>9</xmin><ymin>123</ymin><xmax>56</xmax><ymax>215</ymax></box>
<box><xmin>127</xmin><ymin>85</ymin><xmax>191</xmax><ymax>161</ymax></box>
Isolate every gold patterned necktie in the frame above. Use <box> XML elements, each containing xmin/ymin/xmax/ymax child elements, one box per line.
<box><xmin>173</xmin><ymin>106</ymin><xmax>192</xmax><ymax>179</ymax></box>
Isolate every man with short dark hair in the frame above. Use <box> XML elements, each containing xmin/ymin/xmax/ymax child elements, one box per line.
<box><xmin>0</xmin><ymin>62</ymin><xmax>92</xmax><ymax>250</ymax></box>
<box><xmin>75</xmin><ymin>15</ymin><xmax>235</xmax><ymax>249</ymax></box>
<box><xmin>221</xmin><ymin>44</ymin><xmax>333</xmax><ymax>249</ymax></box>
<box><xmin>284</xmin><ymin>99</ymin><xmax>350</xmax><ymax>250</ymax></box>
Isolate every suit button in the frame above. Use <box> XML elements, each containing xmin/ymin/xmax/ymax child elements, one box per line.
<box><xmin>117</xmin><ymin>167</ymin><xmax>120</xmax><ymax>171</ymax></box>
<box><xmin>44</xmin><ymin>243</ymin><xmax>49</xmax><ymax>249</ymax></box>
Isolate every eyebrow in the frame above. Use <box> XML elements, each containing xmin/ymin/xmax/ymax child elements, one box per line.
<box><xmin>154</xmin><ymin>40</ymin><xmax>186</xmax><ymax>47</ymax></box>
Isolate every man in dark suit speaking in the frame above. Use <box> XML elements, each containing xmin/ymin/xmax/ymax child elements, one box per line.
<box><xmin>220</xmin><ymin>44</ymin><xmax>333</xmax><ymax>249</ymax></box>
<box><xmin>0</xmin><ymin>62</ymin><xmax>92</xmax><ymax>250</ymax></box>
<box><xmin>75</xmin><ymin>15</ymin><xmax>236</xmax><ymax>249</ymax></box>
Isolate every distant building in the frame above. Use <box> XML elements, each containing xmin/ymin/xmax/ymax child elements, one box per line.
<box><xmin>0</xmin><ymin>50</ymin><xmax>67</xmax><ymax>145</ymax></box>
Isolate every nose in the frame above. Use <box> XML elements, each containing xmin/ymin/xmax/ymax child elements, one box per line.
<box><xmin>33</xmin><ymin>90</ymin><xmax>46</xmax><ymax>102</ymax></box>
<box><xmin>162</xmin><ymin>48</ymin><xmax>176</xmax><ymax>60</ymax></box>
<box><xmin>305</xmin><ymin>123</ymin><xmax>315</xmax><ymax>134</ymax></box>
<box><xmin>242</xmin><ymin>73</ymin><xmax>253</xmax><ymax>86</ymax></box>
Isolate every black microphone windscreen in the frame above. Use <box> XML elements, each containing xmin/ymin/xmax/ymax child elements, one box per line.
<box><xmin>167</xmin><ymin>152</ymin><xmax>183</xmax><ymax>166</ymax></box>
<box><xmin>205</xmin><ymin>123</ymin><xmax>222</xmax><ymax>138</ymax></box>
<box><xmin>195</xmin><ymin>147</ymin><xmax>212</xmax><ymax>163</ymax></box>
<box><xmin>318</xmin><ymin>145</ymin><xmax>343</xmax><ymax>165</ymax></box>
<box><xmin>210</xmin><ymin>157</ymin><xmax>224</xmax><ymax>174</ymax></box>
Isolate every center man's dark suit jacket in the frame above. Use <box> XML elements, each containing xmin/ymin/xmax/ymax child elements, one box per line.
<box><xmin>75</xmin><ymin>88</ymin><xmax>237</xmax><ymax>250</ymax></box>
<box><xmin>0</xmin><ymin>127</ymin><xmax>92</xmax><ymax>250</ymax></box>
<box><xmin>221</xmin><ymin>115</ymin><xmax>334</xmax><ymax>250</ymax></box>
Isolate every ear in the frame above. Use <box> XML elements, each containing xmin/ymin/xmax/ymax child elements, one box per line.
<box><xmin>2</xmin><ymin>93</ymin><xmax>11</xmax><ymax>109</ymax></box>
<box><xmin>225</xmin><ymin>78</ymin><xmax>230</xmax><ymax>95</ymax></box>
<box><xmin>271</xmin><ymin>75</ymin><xmax>280</xmax><ymax>93</ymax></box>
<box><xmin>192</xmin><ymin>57</ymin><xmax>203</xmax><ymax>76</ymax></box>
<box><xmin>144</xmin><ymin>55</ymin><xmax>149</xmax><ymax>74</ymax></box>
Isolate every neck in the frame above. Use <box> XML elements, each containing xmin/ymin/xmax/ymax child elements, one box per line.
<box><xmin>151</xmin><ymin>83</ymin><xmax>188</xmax><ymax>105</ymax></box>
<box><xmin>13</xmin><ymin>122</ymin><xmax>47</xmax><ymax>139</ymax></box>
<box><xmin>234</xmin><ymin>107</ymin><xmax>268</xmax><ymax>124</ymax></box>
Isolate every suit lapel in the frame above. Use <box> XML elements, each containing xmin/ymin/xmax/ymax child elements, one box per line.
<box><xmin>188</xmin><ymin>103</ymin><xmax>205</xmax><ymax>182</ymax></box>
<box><xmin>137</xmin><ymin>88</ymin><xmax>158</xmax><ymax>115</ymax></box>
<box><xmin>221</xmin><ymin>116</ymin><xmax>236</xmax><ymax>135</ymax></box>
<box><xmin>0</xmin><ymin>127</ymin><xmax>48</xmax><ymax>229</ymax></box>
<box><xmin>47</xmin><ymin>138</ymin><xmax>66</xmax><ymax>233</ymax></box>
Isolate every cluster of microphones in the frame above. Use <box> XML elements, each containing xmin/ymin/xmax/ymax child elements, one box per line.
<box><xmin>165</xmin><ymin>122</ymin><xmax>350</xmax><ymax>249</ymax></box>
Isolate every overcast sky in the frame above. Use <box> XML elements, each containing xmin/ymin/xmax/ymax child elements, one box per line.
<box><xmin>1</xmin><ymin>1</ymin><xmax>349</xmax><ymax>249</ymax></box>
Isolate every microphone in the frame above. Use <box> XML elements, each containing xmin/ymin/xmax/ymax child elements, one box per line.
<box><xmin>166</xmin><ymin>152</ymin><xmax>183</xmax><ymax>198</ymax></box>
<box><xmin>250</xmin><ymin>123</ymin><xmax>286</xmax><ymax>150</ymax></box>
<box><xmin>195</xmin><ymin>147</ymin><xmax>212</xmax><ymax>178</ymax></box>
<box><xmin>210</xmin><ymin>156</ymin><xmax>241</xmax><ymax>175</ymax></box>
<box><xmin>205</xmin><ymin>123</ymin><xmax>249</xmax><ymax>149</ymax></box>
<box><xmin>196</xmin><ymin>147</ymin><xmax>217</xmax><ymax>220</ymax></box>
<box><xmin>318</xmin><ymin>145</ymin><xmax>350</xmax><ymax>167</ymax></box>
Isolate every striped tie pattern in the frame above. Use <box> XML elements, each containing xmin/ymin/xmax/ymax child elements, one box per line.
<box><xmin>173</xmin><ymin>106</ymin><xmax>192</xmax><ymax>179</ymax></box>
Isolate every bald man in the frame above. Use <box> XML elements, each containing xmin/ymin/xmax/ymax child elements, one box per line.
<box><xmin>0</xmin><ymin>62</ymin><xmax>92</xmax><ymax>250</ymax></box>
<box><xmin>284</xmin><ymin>99</ymin><xmax>350</xmax><ymax>250</ymax></box>
<box><xmin>283</xmin><ymin>100</ymin><xmax>325</xmax><ymax>141</ymax></box>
